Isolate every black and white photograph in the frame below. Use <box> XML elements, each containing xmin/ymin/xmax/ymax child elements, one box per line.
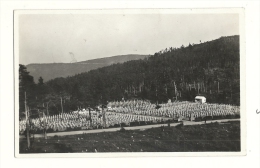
<box><xmin>14</xmin><ymin>9</ymin><xmax>245</xmax><ymax>156</ymax></box>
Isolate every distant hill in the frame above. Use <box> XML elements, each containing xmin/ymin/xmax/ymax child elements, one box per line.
<box><xmin>26</xmin><ymin>54</ymin><xmax>149</xmax><ymax>82</ymax></box>
<box><xmin>78</xmin><ymin>54</ymin><xmax>148</xmax><ymax>64</ymax></box>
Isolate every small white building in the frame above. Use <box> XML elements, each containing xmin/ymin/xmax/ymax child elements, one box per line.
<box><xmin>195</xmin><ymin>96</ymin><xmax>206</xmax><ymax>103</ymax></box>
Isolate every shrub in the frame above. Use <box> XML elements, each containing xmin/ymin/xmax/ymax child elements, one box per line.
<box><xmin>175</xmin><ymin>122</ymin><xmax>183</xmax><ymax>129</ymax></box>
<box><xmin>119</xmin><ymin>127</ymin><xmax>126</xmax><ymax>132</ymax></box>
<box><xmin>47</xmin><ymin>128</ymin><xmax>54</xmax><ymax>133</ymax></box>
<box><xmin>121</xmin><ymin>123</ymin><xmax>127</xmax><ymax>127</ymax></box>
<box><xmin>195</xmin><ymin>117</ymin><xmax>202</xmax><ymax>122</ymax></box>
<box><xmin>114</xmin><ymin>124</ymin><xmax>120</xmax><ymax>127</ymax></box>
<box><xmin>67</xmin><ymin>127</ymin><xmax>73</xmax><ymax>131</ymax></box>
<box><xmin>139</xmin><ymin>121</ymin><xmax>146</xmax><ymax>125</ymax></box>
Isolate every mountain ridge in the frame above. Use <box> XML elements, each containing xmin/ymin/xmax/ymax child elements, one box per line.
<box><xmin>26</xmin><ymin>54</ymin><xmax>149</xmax><ymax>82</ymax></box>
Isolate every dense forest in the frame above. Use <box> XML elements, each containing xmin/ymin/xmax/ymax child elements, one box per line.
<box><xmin>19</xmin><ymin>35</ymin><xmax>240</xmax><ymax>118</ymax></box>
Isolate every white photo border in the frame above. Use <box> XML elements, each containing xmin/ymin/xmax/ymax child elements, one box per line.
<box><xmin>14</xmin><ymin>8</ymin><xmax>246</xmax><ymax>158</ymax></box>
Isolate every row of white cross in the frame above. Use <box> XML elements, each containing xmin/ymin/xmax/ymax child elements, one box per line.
<box><xmin>19</xmin><ymin>101</ymin><xmax>240</xmax><ymax>133</ymax></box>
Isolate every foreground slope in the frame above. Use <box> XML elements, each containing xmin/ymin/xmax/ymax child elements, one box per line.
<box><xmin>19</xmin><ymin>121</ymin><xmax>240</xmax><ymax>153</ymax></box>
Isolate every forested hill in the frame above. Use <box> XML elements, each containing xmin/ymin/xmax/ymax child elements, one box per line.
<box><xmin>26</xmin><ymin>54</ymin><xmax>148</xmax><ymax>82</ymax></box>
<box><xmin>46</xmin><ymin>35</ymin><xmax>240</xmax><ymax>106</ymax></box>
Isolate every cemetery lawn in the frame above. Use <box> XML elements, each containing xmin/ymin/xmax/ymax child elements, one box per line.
<box><xmin>20</xmin><ymin>121</ymin><xmax>240</xmax><ymax>153</ymax></box>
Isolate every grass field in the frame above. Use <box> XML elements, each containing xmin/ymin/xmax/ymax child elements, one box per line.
<box><xmin>19</xmin><ymin>121</ymin><xmax>240</xmax><ymax>153</ymax></box>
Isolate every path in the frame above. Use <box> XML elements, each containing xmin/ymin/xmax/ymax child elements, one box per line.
<box><xmin>183</xmin><ymin>118</ymin><xmax>240</xmax><ymax>125</ymax></box>
<box><xmin>19</xmin><ymin>118</ymin><xmax>240</xmax><ymax>139</ymax></box>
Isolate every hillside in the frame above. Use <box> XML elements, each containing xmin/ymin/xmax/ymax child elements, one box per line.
<box><xmin>46</xmin><ymin>35</ymin><xmax>240</xmax><ymax>106</ymax></box>
<box><xmin>19</xmin><ymin>35</ymin><xmax>240</xmax><ymax>116</ymax></box>
<box><xmin>26</xmin><ymin>54</ymin><xmax>149</xmax><ymax>82</ymax></box>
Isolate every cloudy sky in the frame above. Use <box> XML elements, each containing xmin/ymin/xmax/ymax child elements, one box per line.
<box><xmin>18</xmin><ymin>11</ymin><xmax>239</xmax><ymax>65</ymax></box>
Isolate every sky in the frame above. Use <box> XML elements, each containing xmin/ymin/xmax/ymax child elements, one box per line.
<box><xmin>18</xmin><ymin>12</ymin><xmax>239</xmax><ymax>65</ymax></box>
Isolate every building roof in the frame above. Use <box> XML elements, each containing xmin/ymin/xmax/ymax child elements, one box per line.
<box><xmin>195</xmin><ymin>96</ymin><xmax>206</xmax><ymax>99</ymax></box>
